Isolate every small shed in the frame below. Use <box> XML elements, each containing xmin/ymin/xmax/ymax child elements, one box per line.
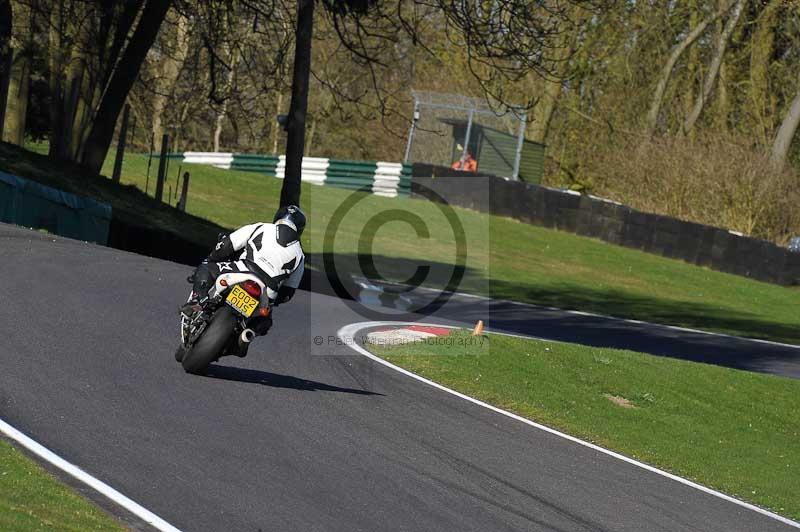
<box><xmin>442</xmin><ymin>118</ymin><xmax>546</xmax><ymax>183</ymax></box>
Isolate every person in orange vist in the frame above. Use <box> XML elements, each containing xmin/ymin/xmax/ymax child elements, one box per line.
<box><xmin>451</xmin><ymin>145</ymin><xmax>478</xmax><ymax>172</ymax></box>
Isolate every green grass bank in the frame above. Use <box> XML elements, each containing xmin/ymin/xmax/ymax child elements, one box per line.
<box><xmin>0</xmin><ymin>439</ymin><xmax>123</xmax><ymax>531</ymax></box>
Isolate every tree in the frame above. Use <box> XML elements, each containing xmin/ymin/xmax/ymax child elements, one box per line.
<box><xmin>151</xmin><ymin>11</ymin><xmax>190</xmax><ymax>149</ymax></box>
<box><xmin>275</xmin><ymin>0</ymin><xmax>608</xmax><ymax>205</ymax></box>
<box><xmin>44</xmin><ymin>0</ymin><xmax>148</xmax><ymax>160</ymax></box>
<box><xmin>749</xmin><ymin>0</ymin><xmax>782</xmax><ymax>146</ymax></box>
<box><xmin>770</xmin><ymin>74</ymin><xmax>800</xmax><ymax>169</ymax></box>
<box><xmin>80</xmin><ymin>0</ymin><xmax>172</xmax><ymax>173</ymax></box>
<box><xmin>682</xmin><ymin>0</ymin><xmax>745</xmax><ymax>133</ymax></box>
<box><xmin>0</xmin><ymin>0</ymin><xmax>12</xmax><ymax>133</ymax></box>
<box><xmin>645</xmin><ymin>2</ymin><xmax>732</xmax><ymax>136</ymax></box>
<box><xmin>280</xmin><ymin>0</ymin><xmax>315</xmax><ymax>208</ymax></box>
<box><xmin>2</xmin><ymin>0</ymin><xmax>33</xmax><ymax>145</ymax></box>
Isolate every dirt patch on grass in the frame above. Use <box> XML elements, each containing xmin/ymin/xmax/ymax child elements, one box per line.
<box><xmin>603</xmin><ymin>393</ymin><xmax>636</xmax><ymax>408</ymax></box>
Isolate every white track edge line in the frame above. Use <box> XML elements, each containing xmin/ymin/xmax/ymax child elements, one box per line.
<box><xmin>338</xmin><ymin>321</ymin><xmax>800</xmax><ymax>529</ymax></box>
<box><xmin>0</xmin><ymin>418</ymin><xmax>181</xmax><ymax>532</ymax></box>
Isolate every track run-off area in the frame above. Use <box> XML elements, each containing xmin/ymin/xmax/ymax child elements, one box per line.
<box><xmin>0</xmin><ymin>223</ymin><xmax>798</xmax><ymax>531</ymax></box>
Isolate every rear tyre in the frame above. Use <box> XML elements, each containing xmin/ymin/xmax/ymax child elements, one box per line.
<box><xmin>174</xmin><ymin>344</ymin><xmax>187</xmax><ymax>362</ymax></box>
<box><xmin>182</xmin><ymin>307</ymin><xmax>236</xmax><ymax>374</ymax></box>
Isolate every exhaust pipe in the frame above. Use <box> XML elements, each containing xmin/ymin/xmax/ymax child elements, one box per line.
<box><xmin>235</xmin><ymin>329</ymin><xmax>255</xmax><ymax>358</ymax></box>
<box><xmin>240</xmin><ymin>328</ymin><xmax>255</xmax><ymax>344</ymax></box>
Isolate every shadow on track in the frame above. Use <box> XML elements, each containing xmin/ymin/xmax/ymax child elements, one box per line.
<box><xmin>305</xmin><ymin>252</ymin><xmax>800</xmax><ymax>345</ymax></box>
<box><xmin>204</xmin><ymin>365</ymin><xmax>383</xmax><ymax>396</ymax></box>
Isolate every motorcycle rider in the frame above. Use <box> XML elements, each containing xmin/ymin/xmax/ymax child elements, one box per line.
<box><xmin>181</xmin><ymin>205</ymin><xmax>306</xmax><ymax>357</ymax></box>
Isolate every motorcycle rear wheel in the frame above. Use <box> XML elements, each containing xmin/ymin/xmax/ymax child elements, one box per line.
<box><xmin>175</xmin><ymin>344</ymin><xmax>186</xmax><ymax>362</ymax></box>
<box><xmin>182</xmin><ymin>307</ymin><xmax>236</xmax><ymax>374</ymax></box>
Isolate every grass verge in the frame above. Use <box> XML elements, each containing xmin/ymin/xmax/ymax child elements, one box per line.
<box><xmin>2</xmin><ymin>141</ymin><xmax>799</xmax><ymax>344</ymax></box>
<box><xmin>0</xmin><ymin>439</ymin><xmax>124</xmax><ymax>531</ymax></box>
<box><xmin>369</xmin><ymin>330</ymin><xmax>800</xmax><ymax>520</ymax></box>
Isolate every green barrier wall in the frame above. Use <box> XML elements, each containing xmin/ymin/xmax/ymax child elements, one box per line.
<box><xmin>0</xmin><ymin>171</ymin><xmax>112</xmax><ymax>244</ymax></box>
<box><xmin>398</xmin><ymin>164</ymin><xmax>412</xmax><ymax>195</ymax></box>
<box><xmin>326</xmin><ymin>160</ymin><xmax>377</xmax><ymax>190</ymax></box>
<box><xmin>230</xmin><ymin>154</ymin><xmax>280</xmax><ymax>176</ymax></box>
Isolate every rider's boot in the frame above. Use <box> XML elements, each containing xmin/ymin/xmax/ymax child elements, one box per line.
<box><xmin>180</xmin><ymin>291</ymin><xmax>202</xmax><ymax>317</ymax></box>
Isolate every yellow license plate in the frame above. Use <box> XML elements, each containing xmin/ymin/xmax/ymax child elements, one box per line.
<box><xmin>226</xmin><ymin>285</ymin><xmax>259</xmax><ymax>317</ymax></box>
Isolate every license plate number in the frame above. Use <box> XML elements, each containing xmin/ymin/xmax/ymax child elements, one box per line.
<box><xmin>226</xmin><ymin>285</ymin><xmax>258</xmax><ymax>317</ymax></box>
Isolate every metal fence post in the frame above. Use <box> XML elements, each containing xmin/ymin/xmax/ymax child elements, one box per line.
<box><xmin>460</xmin><ymin>109</ymin><xmax>475</xmax><ymax>168</ymax></box>
<box><xmin>403</xmin><ymin>100</ymin><xmax>420</xmax><ymax>164</ymax></box>
<box><xmin>511</xmin><ymin>112</ymin><xmax>527</xmax><ymax>180</ymax></box>
<box><xmin>155</xmin><ymin>134</ymin><xmax>169</xmax><ymax>202</ymax></box>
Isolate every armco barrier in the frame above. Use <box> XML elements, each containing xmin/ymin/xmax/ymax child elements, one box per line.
<box><xmin>326</xmin><ymin>160</ymin><xmax>376</xmax><ymax>191</ymax></box>
<box><xmin>412</xmin><ymin>173</ymin><xmax>800</xmax><ymax>286</ymax></box>
<box><xmin>0</xmin><ymin>171</ymin><xmax>112</xmax><ymax>244</ymax></box>
<box><xmin>276</xmin><ymin>155</ymin><xmax>328</xmax><ymax>185</ymax></box>
<box><xmin>373</xmin><ymin>162</ymin><xmax>411</xmax><ymax>198</ymax></box>
<box><xmin>163</xmin><ymin>152</ymin><xmax>410</xmax><ymax>197</ymax></box>
<box><xmin>231</xmin><ymin>154</ymin><xmax>279</xmax><ymax>175</ymax></box>
<box><xmin>184</xmin><ymin>152</ymin><xmax>233</xmax><ymax>167</ymax></box>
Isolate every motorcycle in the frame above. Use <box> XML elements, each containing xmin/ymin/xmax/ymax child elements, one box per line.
<box><xmin>176</xmin><ymin>264</ymin><xmax>271</xmax><ymax>374</ymax></box>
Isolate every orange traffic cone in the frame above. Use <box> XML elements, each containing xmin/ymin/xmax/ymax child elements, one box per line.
<box><xmin>472</xmin><ymin>320</ymin><xmax>485</xmax><ymax>336</ymax></box>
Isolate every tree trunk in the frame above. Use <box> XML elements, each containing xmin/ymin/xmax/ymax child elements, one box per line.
<box><xmin>81</xmin><ymin>0</ymin><xmax>171</xmax><ymax>174</ymax></box>
<box><xmin>61</xmin><ymin>52</ymin><xmax>94</xmax><ymax>160</ymax></box>
<box><xmin>271</xmin><ymin>91</ymin><xmax>283</xmax><ymax>153</ymax></box>
<box><xmin>66</xmin><ymin>33</ymin><xmax>97</xmax><ymax>160</ymax></box>
<box><xmin>645</xmin><ymin>3</ymin><xmax>731</xmax><ymax>136</ymax></box>
<box><xmin>713</xmin><ymin>59</ymin><xmax>730</xmax><ymax>131</ymax></box>
<box><xmin>0</xmin><ymin>0</ymin><xmax>12</xmax><ymax>134</ymax></box>
<box><xmin>682</xmin><ymin>0</ymin><xmax>744</xmax><ymax>134</ymax></box>
<box><xmin>212</xmin><ymin>48</ymin><xmax>237</xmax><ymax>152</ymax></box>
<box><xmin>280</xmin><ymin>0</ymin><xmax>315</xmax><ymax>208</ymax></box>
<box><xmin>3</xmin><ymin>0</ymin><xmax>32</xmax><ymax>146</ymax></box>
<box><xmin>70</xmin><ymin>0</ymin><xmax>144</xmax><ymax>160</ymax></box>
<box><xmin>3</xmin><ymin>43</ymin><xmax>29</xmax><ymax>146</ymax></box>
<box><xmin>528</xmin><ymin>78</ymin><xmax>561</xmax><ymax>143</ymax></box>
<box><xmin>749</xmin><ymin>0</ymin><xmax>781</xmax><ymax>146</ymax></box>
<box><xmin>682</xmin><ymin>1</ymin><xmax>700</xmax><ymax>119</ymax></box>
<box><xmin>770</xmin><ymin>77</ymin><xmax>800</xmax><ymax>169</ymax></box>
<box><xmin>151</xmin><ymin>12</ymin><xmax>189</xmax><ymax>148</ymax></box>
<box><xmin>305</xmin><ymin>115</ymin><xmax>316</xmax><ymax>155</ymax></box>
<box><xmin>46</xmin><ymin>1</ymin><xmax>66</xmax><ymax>157</ymax></box>
<box><xmin>174</xmin><ymin>92</ymin><xmax>192</xmax><ymax>153</ymax></box>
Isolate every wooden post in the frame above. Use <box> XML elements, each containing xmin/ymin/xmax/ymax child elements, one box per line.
<box><xmin>111</xmin><ymin>104</ymin><xmax>131</xmax><ymax>183</ymax></box>
<box><xmin>177</xmin><ymin>171</ymin><xmax>190</xmax><ymax>212</ymax></box>
<box><xmin>155</xmin><ymin>133</ymin><xmax>169</xmax><ymax>202</ymax></box>
<box><xmin>145</xmin><ymin>132</ymin><xmax>154</xmax><ymax>195</ymax></box>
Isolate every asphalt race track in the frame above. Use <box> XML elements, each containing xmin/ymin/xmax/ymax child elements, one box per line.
<box><xmin>0</xmin><ymin>223</ymin><xmax>796</xmax><ymax>531</ymax></box>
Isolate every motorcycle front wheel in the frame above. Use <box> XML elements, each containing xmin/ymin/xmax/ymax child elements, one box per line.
<box><xmin>182</xmin><ymin>306</ymin><xmax>236</xmax><ymax>374</ymax></box>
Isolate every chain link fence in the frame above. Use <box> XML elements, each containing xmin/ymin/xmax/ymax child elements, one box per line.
<box><xmin>403</xmin><ymin>91</ymin><xmax>527</xmax><ymax>180</ymax></box>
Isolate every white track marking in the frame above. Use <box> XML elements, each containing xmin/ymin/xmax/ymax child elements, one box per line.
<box><xmin>338</xmin><ymin>321</ymin><xmax>800</xmax><ymax>530</ymax></box>
<box><xmin>0</xmin><ymin>418</ymin><xmax>181</xmax><ymax>532</ymax></box>
<box><xmin>355</xmin><ymin>278</ymin><xmax>800</xmax><ymax>350</ymax></box>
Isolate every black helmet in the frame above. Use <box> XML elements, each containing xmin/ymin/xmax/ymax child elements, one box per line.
<box><xmin>273</xmin><ymin>205</ymin><xmax>306</xmax><ymax>242</ymax></box>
